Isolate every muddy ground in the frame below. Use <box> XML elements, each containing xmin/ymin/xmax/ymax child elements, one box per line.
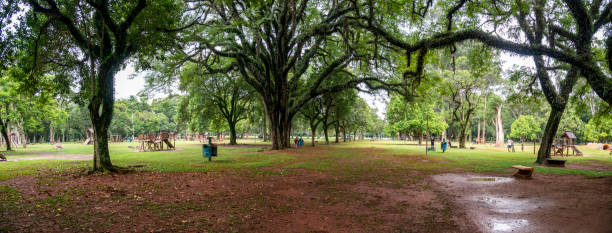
<box><xmin>1</xmin><ymin>149</ymin><xmax>611</xmax><ymax>232</ymax></box>
<box><xmin>433</xmin><ymin>173</ymin><xmax>612</xmax><ymax>233</ymax></box>
<box><xmin>1</xmin><ymin>169</ymin><xmax>475</xmax><ymax>233</ymax></box>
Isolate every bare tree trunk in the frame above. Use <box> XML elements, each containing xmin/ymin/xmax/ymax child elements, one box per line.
<box><xmin>477</xmin><ymin>118</ymin><xmax>481</xmax><ymax>143</ymax></box>
<box><xmin>482</xmin><ymin>96</ymin><xmax>487</xmax><ymax>143</ymax></box>
<box><xmin>495</xmin><ymin>104</ymin><xmax>505</xmax><ymax>147</ymax></box>
<box><xmin>49</xmin><ymin>125</ymin><xmax>55</xmax><ymax>144</ymax></box>
<box><xmin>17</xmin><ymin>121</ymin><xmax>26</xmax><ymax>148</ymax></box>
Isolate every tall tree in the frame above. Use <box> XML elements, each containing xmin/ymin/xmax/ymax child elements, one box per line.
<box><xmin>24</xmin><ymin>0</ymin><xmax>183</xmax><ymax>171</ymax></box>
<box><xmin>360</xmin><ymin>0</ymin><xmax>610</xmax><ymax>163</ymax></box>
<box><xmin>178</xmin><ymin>63</ymin><xmax>254</xmax><ymax>145</ymax></box>
<box><xmin>510</xmin><ymin>115</ymin><xmax>541</xmax><ymax>143</ymax></box>
<box><xmin>300</xmin><ymin>97</ymin><xmax>324</xmax><ymax>146</ymax></box>
<box><xmin>180</xmin><ymin>0</ymin><xmax>407</xmax><ymax>149</ymax></box>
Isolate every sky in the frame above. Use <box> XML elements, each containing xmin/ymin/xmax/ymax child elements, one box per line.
<box><xmin>115</xmin><ymin>52</ymin><xmax>534</xmax><ymax>119</ymax></box>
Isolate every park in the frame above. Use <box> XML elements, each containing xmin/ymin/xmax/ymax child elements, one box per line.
<box><xmin>0</xmin><ymin>0</ymin><xmax>611</xmax><ymax>232</ymax></box>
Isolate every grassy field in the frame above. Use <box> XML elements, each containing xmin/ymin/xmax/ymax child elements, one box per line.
<box><xmin>1</xmin><ymin>139</ymin><xmax>611</xmax><ymax>181</ymax></box>
<box><xmin>1</xmin><ymin>140</ymin><xmax>611</xmax><ymax>232</ymax></box>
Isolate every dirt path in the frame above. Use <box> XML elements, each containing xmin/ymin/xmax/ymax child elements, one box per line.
<box><xmin>4</xmin><ymin>153</ymin><xmax>92</xmax><ymax>162</ymax></box>
<box><xmin>432</xmin><ymin>173</ymin><xmax>612</xmax><ymax>233</ymax></box>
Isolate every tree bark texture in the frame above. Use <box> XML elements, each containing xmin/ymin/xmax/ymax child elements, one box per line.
<box><xmin>495</xmin><ymin>104</ymin><xmax>505</xmax><ymax>147</ymax></box>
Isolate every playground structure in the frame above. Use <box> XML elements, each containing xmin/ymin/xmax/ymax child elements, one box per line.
<box><xmin>110</xmin><ymin>134</ymin><xmax>122</xmax><ymax>143</ymax></box>
<box><xmin>83</xmin><ymin>128</ymin><xmax>94</xmax><ymax>145</ymax></box>
<box><xmin>136</xmin><ymin>132</ymin><xmax>176</xmax><ymax>152</ymax></box>
<box><xmin>550</xmin><ymin>131</ymin><xmax>583</xmax><ymax>156</ymax></box>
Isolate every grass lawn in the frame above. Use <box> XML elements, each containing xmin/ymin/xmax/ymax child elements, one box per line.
<box><xmin>1</xmin><ymin>140</ymin><xmax>611</xmax><ymax>232</ymax></box>
<box><xmin>1</xmin><ymin>139</ymin><xmax>611</xmax><ymax>181</ymax></box>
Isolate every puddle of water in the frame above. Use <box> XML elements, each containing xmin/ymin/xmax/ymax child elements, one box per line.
<box><xmin>474</xmin><ymin>196</ymin><xmax>536</xmax><ymax>214</ymax></box>
<box><xmin>488</xmin><ymin>218</ymin><xmax>529</xmax><ymax>232</ymax></box>
<box><xmin>469</xmin><ymin>177</ymin><xmax>501</xmax><ymax>181</ymax></box>
<box><xmin>466</xmin><ymin>176</ymin><xmax>514</xmax><ymax>183</ymax></box>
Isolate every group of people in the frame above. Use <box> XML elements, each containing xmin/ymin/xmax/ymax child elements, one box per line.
<box><xmin>429</xmin><ymin>137</ymin><xmax>450</xmax><ymax>153</ymax></box>
<box><xmin>506</xmin><ymin>139</ymin><xmax>524</xmax><ymax>152</ymax></box>
<box><xmin>294</xmin><ymin>137</ymin><xmax>304</xmax><ymax>148</ymax></box>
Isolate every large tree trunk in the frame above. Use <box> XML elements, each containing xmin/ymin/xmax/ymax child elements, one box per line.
<box><xmin>91</xmin><ymin>122</ymin><xmax>112</xmax><ymax>171</ymax></box>
<box><xmin>0</xmin><ymin>126</ymin><xmax>11</xmax><ymax>151</ymax></box>
<box><xmin>49</xmin><ymin>125</ymin><xmax>54</xmax><ymax>144</ymax></box>
<box><xmin>459</xmin><ymin>123</ymin><xmax>468</xmax><ymax>148</ymax></box>
<box><xmin>229</xmin><ymin>121</ymin><xmax>237</xmax><ymax>145</ymax></box>
<box><xmin>88</xmin><ymin>61</ymin><xmax>120</xmax><ymax>172</ymax></box>
<box><xmin>311</xmin><ymin>124</ymin><xmax>316</xmax><ymax>147</ymax></box>
<box><xmin>495</xmin><ymin>104</ymin><xmax>505</xmax><ymax>147</ymax></box>
<box><xmin>263</xmin><ymin>113</ymin><xmax>268</xmax><ymax>142</ymax></box>
<box><xmin>323</xmin><ymin>124</ymin><xmax>329</xmax><ymax>144</ymax></box>
<box><xmin>536</xmin><ymin>107</ymin><xmax>565</xmax><ymax>163</ymax></box>
<box><xmin>263</xmin><ymin>100</ymin><xmax>292</xmax><ymax>150</ymax></box>
<box><xmin>334</xmin><ymin>122</ymin><xmax>339</xmax><ymax>143</ymax></box>
<box><xmin>0</xmin><ymin>118</ymin><xmax>11</xmax><ymax>151</ymax></box>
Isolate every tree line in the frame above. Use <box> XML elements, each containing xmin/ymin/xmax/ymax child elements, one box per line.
<box><xmin>1</xmin><ymin>0</ymin><xmax>610</xmax><ymax>171</ymax></box>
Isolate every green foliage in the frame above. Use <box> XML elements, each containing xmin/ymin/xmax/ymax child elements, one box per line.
<box><xmin>584</xmin><ymin>117</ymin><xmax>612</xmax><ymax>142</ymax></box>
<box><xmin>386</xmin><ymin>95</ymin><xmax>448</xmax><ymax>136</ymax></box>
<box><xmin>509</xmin><ymin>115</ymin><xmax>540</xmax><ymax>140</ymax></box>
<box><xmin>557</xmin><ymin>108</ymin><xmax>586</xmax><ymax>139</ymax></box>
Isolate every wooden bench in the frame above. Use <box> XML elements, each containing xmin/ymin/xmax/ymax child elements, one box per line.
<box><xmin>511</xmin><ymin>165</ymin><xmax>534</xmax><ymax>178</ymax></box>
<box><xmin>546</xmin><ymin>158</ymin><xmax>566</xmax><ymax>167</ymax></box>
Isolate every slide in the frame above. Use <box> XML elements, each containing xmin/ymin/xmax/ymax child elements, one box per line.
<box><xmin>83</xmin><ymin>138</ymin><xmax>92</xmax><ymax>145</ymax></box>
<box><xmin>163</xmin><ymin>139</ymin><xmax>175</xmax><ymax>149</ymax></box>
<box><xmin>570</xmin><ymin>145</ymin><xmax>583</xmax><ymax>156</ymax></box>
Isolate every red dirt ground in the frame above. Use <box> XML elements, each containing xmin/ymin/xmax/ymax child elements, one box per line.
<box><xmin>0</xmin><ymin>168</ymin><xmax>474</xmax><ymax>233</ymax></box>
<box><xmin>1</xmin><ymin>147</ymin><xmax>611</xmax><ymax>232</ymax></box>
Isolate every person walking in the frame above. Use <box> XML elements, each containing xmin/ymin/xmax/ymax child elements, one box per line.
<box><xmin>441</xmin><ymin>139</ymin><xmax>448</xmax><ymax>152</ymax></box>
<box><xmin>507</xmin><ymin>139</ymin><xmax>515</xmax><ymax>152</ymax></box>
<box><xmin>430</xmin><ymin>136</ymin><xmax>435</xmax><ymax>151</ymax></box>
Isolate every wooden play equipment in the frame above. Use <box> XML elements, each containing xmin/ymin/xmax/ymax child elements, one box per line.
<box><xmin>550</xmin><ymin>131</ymin><xmax>583</xmax><ymax>156</ymax></box>
<box><xmin>83</xmin><ymin>128</ymin><xmax>94</xmax><ymax>145</ymax></box>
<box><xmin>511</xmin><ymin>165</ymin><xmax>534</xmax><ymax>178</ymax></box>
<box><xmin>136</xmin><ymin>132</ymin><xmax>176</xmax><ymax>152</ymax></box>
<box><xmin>111</xmin><ymin>134</ymin><xmax>121</xmax><ymax>143</ymax></box>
